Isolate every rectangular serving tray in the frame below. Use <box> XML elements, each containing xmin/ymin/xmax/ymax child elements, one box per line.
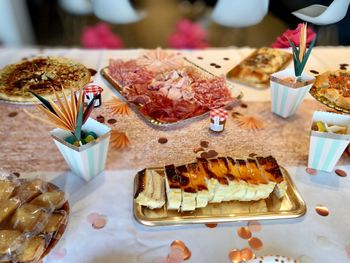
<box><xmin>100</xmin><ymin>59</ymin><xmax>242</xmax><ymax>127</ymax></box>
<box><xmin>133</xmin><ymin>166</ymin><xmax>306</xmax><ymax>226</ymax></box>
<box><xmin>226</xmin><ymin>49</ymin><xmax>292</xmax><ymax>89</ymax></box>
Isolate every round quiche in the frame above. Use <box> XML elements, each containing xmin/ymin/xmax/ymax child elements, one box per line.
<box><xmin>0</xmin><ymin>57</ymin><xmax>91</xmax><ymax>103</ymax></box>
<box><xmin>313</xmin><ymin>70</ymin><xmax>350</xmax><ymax>109</ymax></box>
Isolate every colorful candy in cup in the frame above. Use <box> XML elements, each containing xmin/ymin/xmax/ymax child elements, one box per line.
<box><xmin>64</xmin><ymin>130</ymin><xmax>99</xmax><ymax>146</ymax></box>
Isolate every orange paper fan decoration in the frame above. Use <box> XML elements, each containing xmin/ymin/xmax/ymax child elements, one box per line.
<box><xmin>110</xmin><ymin>130</ymin><xmax>130</xmax><ymax>149</ymax></box>
<box><xmin>234</xmin><ymin>115</ymin><xmax>265</xmax><ymax>131</ymax></box>
<box><xmin>106</xmin><ymin>98</ymin><xmax>131</xmax><ymax>116</ymax></box>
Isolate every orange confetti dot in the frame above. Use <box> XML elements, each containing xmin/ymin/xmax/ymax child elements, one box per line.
<box><xmin>248</xmin><ymin>237</ymin><xmax>263</xmax><ymax>250</ymax></box>
<box><xmin>240</xmin><ymin>248</ymin><xmax>254</xmax><ymax>261</ymax></box>
<box><xmin>247</xmin><ymin>221</ymin><xmax>261</xmax><ymax>232</ymax></box>
<box><xmin>92</xmin><ymin>217</ymin><xmax>107</xmax><ymax>229</ymax></box>
<box><xmin>315</xmin><ymin>205</ymin><xmax>329</xmax><ymax>217</ymax></box>
<box><xmin>228</xmin><ymin>249</ymin><xmax>242</xmax><ymax>263</ymax></box>
<box><xmin>205</xmin><ymin>223</ymin><xmax>218</xmax><ymax>228</ymax></box>
<box><xmin>170</xmin><ymin>240</ymin><xmax>191</xmax><ymax>260</ymax></box>
<box><xmin>237</xmin><ymin>227</ymin><xmax>252</xmax><ymax>239</ymax></box>
<box><xmin>306</xmin><ymin>168</ymin><xmax>318</xmax><ymax>175</ymax></box>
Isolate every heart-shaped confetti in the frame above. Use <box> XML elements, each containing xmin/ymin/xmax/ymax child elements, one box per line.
<box><xmin>87</xmin><ymin>212</ymin><xmax>107</xmax><ymax>229</ymax></box>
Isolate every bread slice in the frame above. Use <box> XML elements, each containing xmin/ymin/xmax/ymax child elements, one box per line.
<box><xmin>186</xmin><ymin>163</ymin><xmax>209</xmax><ymax>208</ymax></box>
<box><xmin>246</xmin><ymin>158</ymin><xmax>275</xmax><ymax>200</ymax></box>
<box><xmin>235</xmin><ymin>159</ymin><xmax>260</xmax><ymax>201</ymax></box>
<box><xmin>164</xmin><ymin>165</ymin><xmax>182</xmax><ymax>210</ymax></box>
<box><xmin>256</xmin><ymin>156</ymin><xmax>287</xmax><ymax>198</ymax></box>
<box><xmin>207</xmin><ymin>159</ymin><xmax>231</xmax><ymax>203</ymax></box>
<box><xmin>226</xmin><ymin>157</ymin><xmax>249</xmax><ymax>201</ymax></box>
<box><xmin>134</xmin><ymin>169</ymin><xmax>165</xmax><ymax>209</ymax></box>
<box><xmin>176</xmin><ymin>165</ymin><xmax>197</xmax><ymax>212</ymax></box>
<box><xmin>197</xmin><ymin>158</ymin><xmax>218</xmax><ymax>202</ymax></box>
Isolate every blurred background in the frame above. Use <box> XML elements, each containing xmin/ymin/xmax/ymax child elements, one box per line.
<box><xmin>1</xmin><ymin>0</ymin><xmax>349</xmax><ymax>48</ymax></box>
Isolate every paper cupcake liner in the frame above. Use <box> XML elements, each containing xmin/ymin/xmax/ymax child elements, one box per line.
<box><xmin>270</xmin><ymin>68</ymin><xmax>314</xmax><ymax>118</ymax></box>
<box><xmin>308</xmin><ymin>111</ymin><xmax>350</xmax><ymax>172</ymax></box>
<box><xmin>51</xmin><ymin>118</ymin><xmax>111</xmax><ymax>181</ymax></box>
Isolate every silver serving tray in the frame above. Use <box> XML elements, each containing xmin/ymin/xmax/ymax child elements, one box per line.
<box><xmin>101</xmin><ymin>59</ymin><xmax>242</xmax><ymax>127</ymax></box>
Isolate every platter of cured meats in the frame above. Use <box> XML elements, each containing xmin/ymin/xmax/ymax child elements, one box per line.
<box><xmin>101</xmin><ymin>49</ymin><xmax>242</xmax><ymax>126</ymax></box>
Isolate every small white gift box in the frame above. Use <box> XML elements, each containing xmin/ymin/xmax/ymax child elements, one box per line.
<box><xmin>51</xmin><ymin>118</ymin><xmax>111</xmax><ymax>181</ymax></box>
<box><xmin>308</xmin><ymin>111</ymin><xmax>350</xmax><ymax>172</ymax></box>
<box><xmin>270</xmin><ymin>68</ymin><xmax>315</xmax><ymax>118</ymax></box>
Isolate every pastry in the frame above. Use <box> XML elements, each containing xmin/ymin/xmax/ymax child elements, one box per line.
<box><xmin>11</xmin><ymin>204</ymin><xmax>45</xmax><ymax>232</ymax></box>
<box><xmin>0</xmin><ymin>57</ymin><xmax>91</xmax><ymax>103</ymax></box>
<box><xmin>175</xmin><ymin>165</ymin><xmax>197</xmax><ymax>212</ymax></box>
<box><xmin>227</xmin><ymin>47</ymin><xmax>292</xmax><ymax>87</ymax></box>
<box><xmin>256</xmin><ymin>156</ymin><xmax>287</xmax><ymax>198</ymax></box>
<box><xmin>134</xmin><ymin>169</ymin><xmax>165</xmax><ymax>209</ymax></box>
<box><xmin>186</xmin><ymin>163</ymin><xmax>209</xmax><ymax>208</ymax></box>
<box><xmin>0</xmin><ymin>178</ymin><xmax>68</xmax><ymax>262</ymax></box>
<box><xmin>313</xmin><ymin>70</ymin><xmax>350</xmax><ymax>109</ymax></box>
<box><xmin>30</xmin><ymin>191</ymin><xmax>66</xmax><ymax>210</ymax></box>
<box><xmin>0</xmin><ymin>180</ymin><xmax>15</xmax><ymax>201</ymax></box>
<box><xmin>0</xmin><ymin>230</ymin><xmax>22</xmax><ymax>254</ymax></box>
<box><xmin>17</xmin><ymin>236</ymin><xmax>45</xmax><ymax>262</ymax></box>
<box><xmin>0</xmin><ymin>198</ymin><xmax>21</xmax><ymax>224</ymax></box>
<box><xmin>164</xmin><ymin>165</ymin><xmax>182</xmax><ymax>210</ymax></box>
<box><xmin>42</xmin><ymin>213</ymin><xmax>65</xmax><ymax>233</ymax></box>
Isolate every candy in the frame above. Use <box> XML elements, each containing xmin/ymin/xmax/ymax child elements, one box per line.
<box><xmin>85</xmin><ymin>135</ymin><xmax>95</xmax><ymax>143</ymax></box>
<box><xmin>64</xmin><ymin>135</ymin><xmax>76</xmax><ymax>145</ymax></box>
<box><xmin>87</xmin><ymin>131</ymin><xmax>98</xmax><ymax>139</ymax></box>
<box><xmin>316</xmin><ymin>121</ymin><xmax>326</xmax><ymax>132</ymax></box>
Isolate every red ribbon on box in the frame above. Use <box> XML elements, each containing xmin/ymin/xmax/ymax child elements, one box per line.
<box><xmin>84</xmin><ymin>84</ymin><xmax>103</xmax><ymax>96</ymax></box>
<box><xmin>210</xmin><ymin>108</ymin><xmax>228</xmax><ymax>120</ymax></box>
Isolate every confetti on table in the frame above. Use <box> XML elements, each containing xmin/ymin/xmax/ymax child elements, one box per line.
<box><xmin>315</xmin><ymin>205</ymin><xmax>329</xmax><ymax>217</ymax></box>
<box><xmin>248</xmin><ymin>237</ymin><xmax>263</xmax><ymax>250</ymax></box>
<box><xmin>306</xmin><ymin>168</ymin><xmax>318</xmax><ymax>176</ymax></box>
<box><xmin>237</xmin><ymin>227</ymin><xmax>252</xmax><ymax>239</ymax></box>
<box><xmin>335</xmin><ymin>169</ymin><xmax>347</xmax><ymax>177</ymax></box>
<box><xmin>170</xmin><ymin>240</ymin><xmax>191</xmax><ymax>260</ymax></box>
<box><xmin>248</xmin><ymin>221</ymin><xmax>261</xmax><ymax>232</ymax></box>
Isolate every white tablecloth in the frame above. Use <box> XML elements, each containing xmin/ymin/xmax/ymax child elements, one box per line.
<box><xmin>1</xmin><ymin>47</ymin><xmax>350</xmax><ymax>263</ymax></box>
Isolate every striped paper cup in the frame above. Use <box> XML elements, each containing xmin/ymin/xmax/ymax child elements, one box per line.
<box><xmin>51</xmin><ymin>118</ymin><xmax>111</xmax><ymax>181</ymax></box>
<box><xmin>270</xmin><ymin>68</ymin><xmax>315</xmax><ymax>118</ymax></box>
<box><xmin>308</xmin><ymin>111</ymin><xmax>350</xmax><ymax>172</ymax></box>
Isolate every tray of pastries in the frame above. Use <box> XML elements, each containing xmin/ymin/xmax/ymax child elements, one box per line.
<box><xmin>133</xmin><ymin>156</ymin><xmax>306</xmax><ymax>226</ymax></box>
<box><xmin>226</xmin><ymin>47</ymin><xmax>292</xmax><ymax>89</ymax></box>
<box><xmin>0</xmin><ymin>175</ymin><xmax>69</xmax><ymax>262</ymax></box>
<box><xmin>310</xmin><ymin>69</ymin><xmax>350</xmax><ymax>114</ymax></box>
